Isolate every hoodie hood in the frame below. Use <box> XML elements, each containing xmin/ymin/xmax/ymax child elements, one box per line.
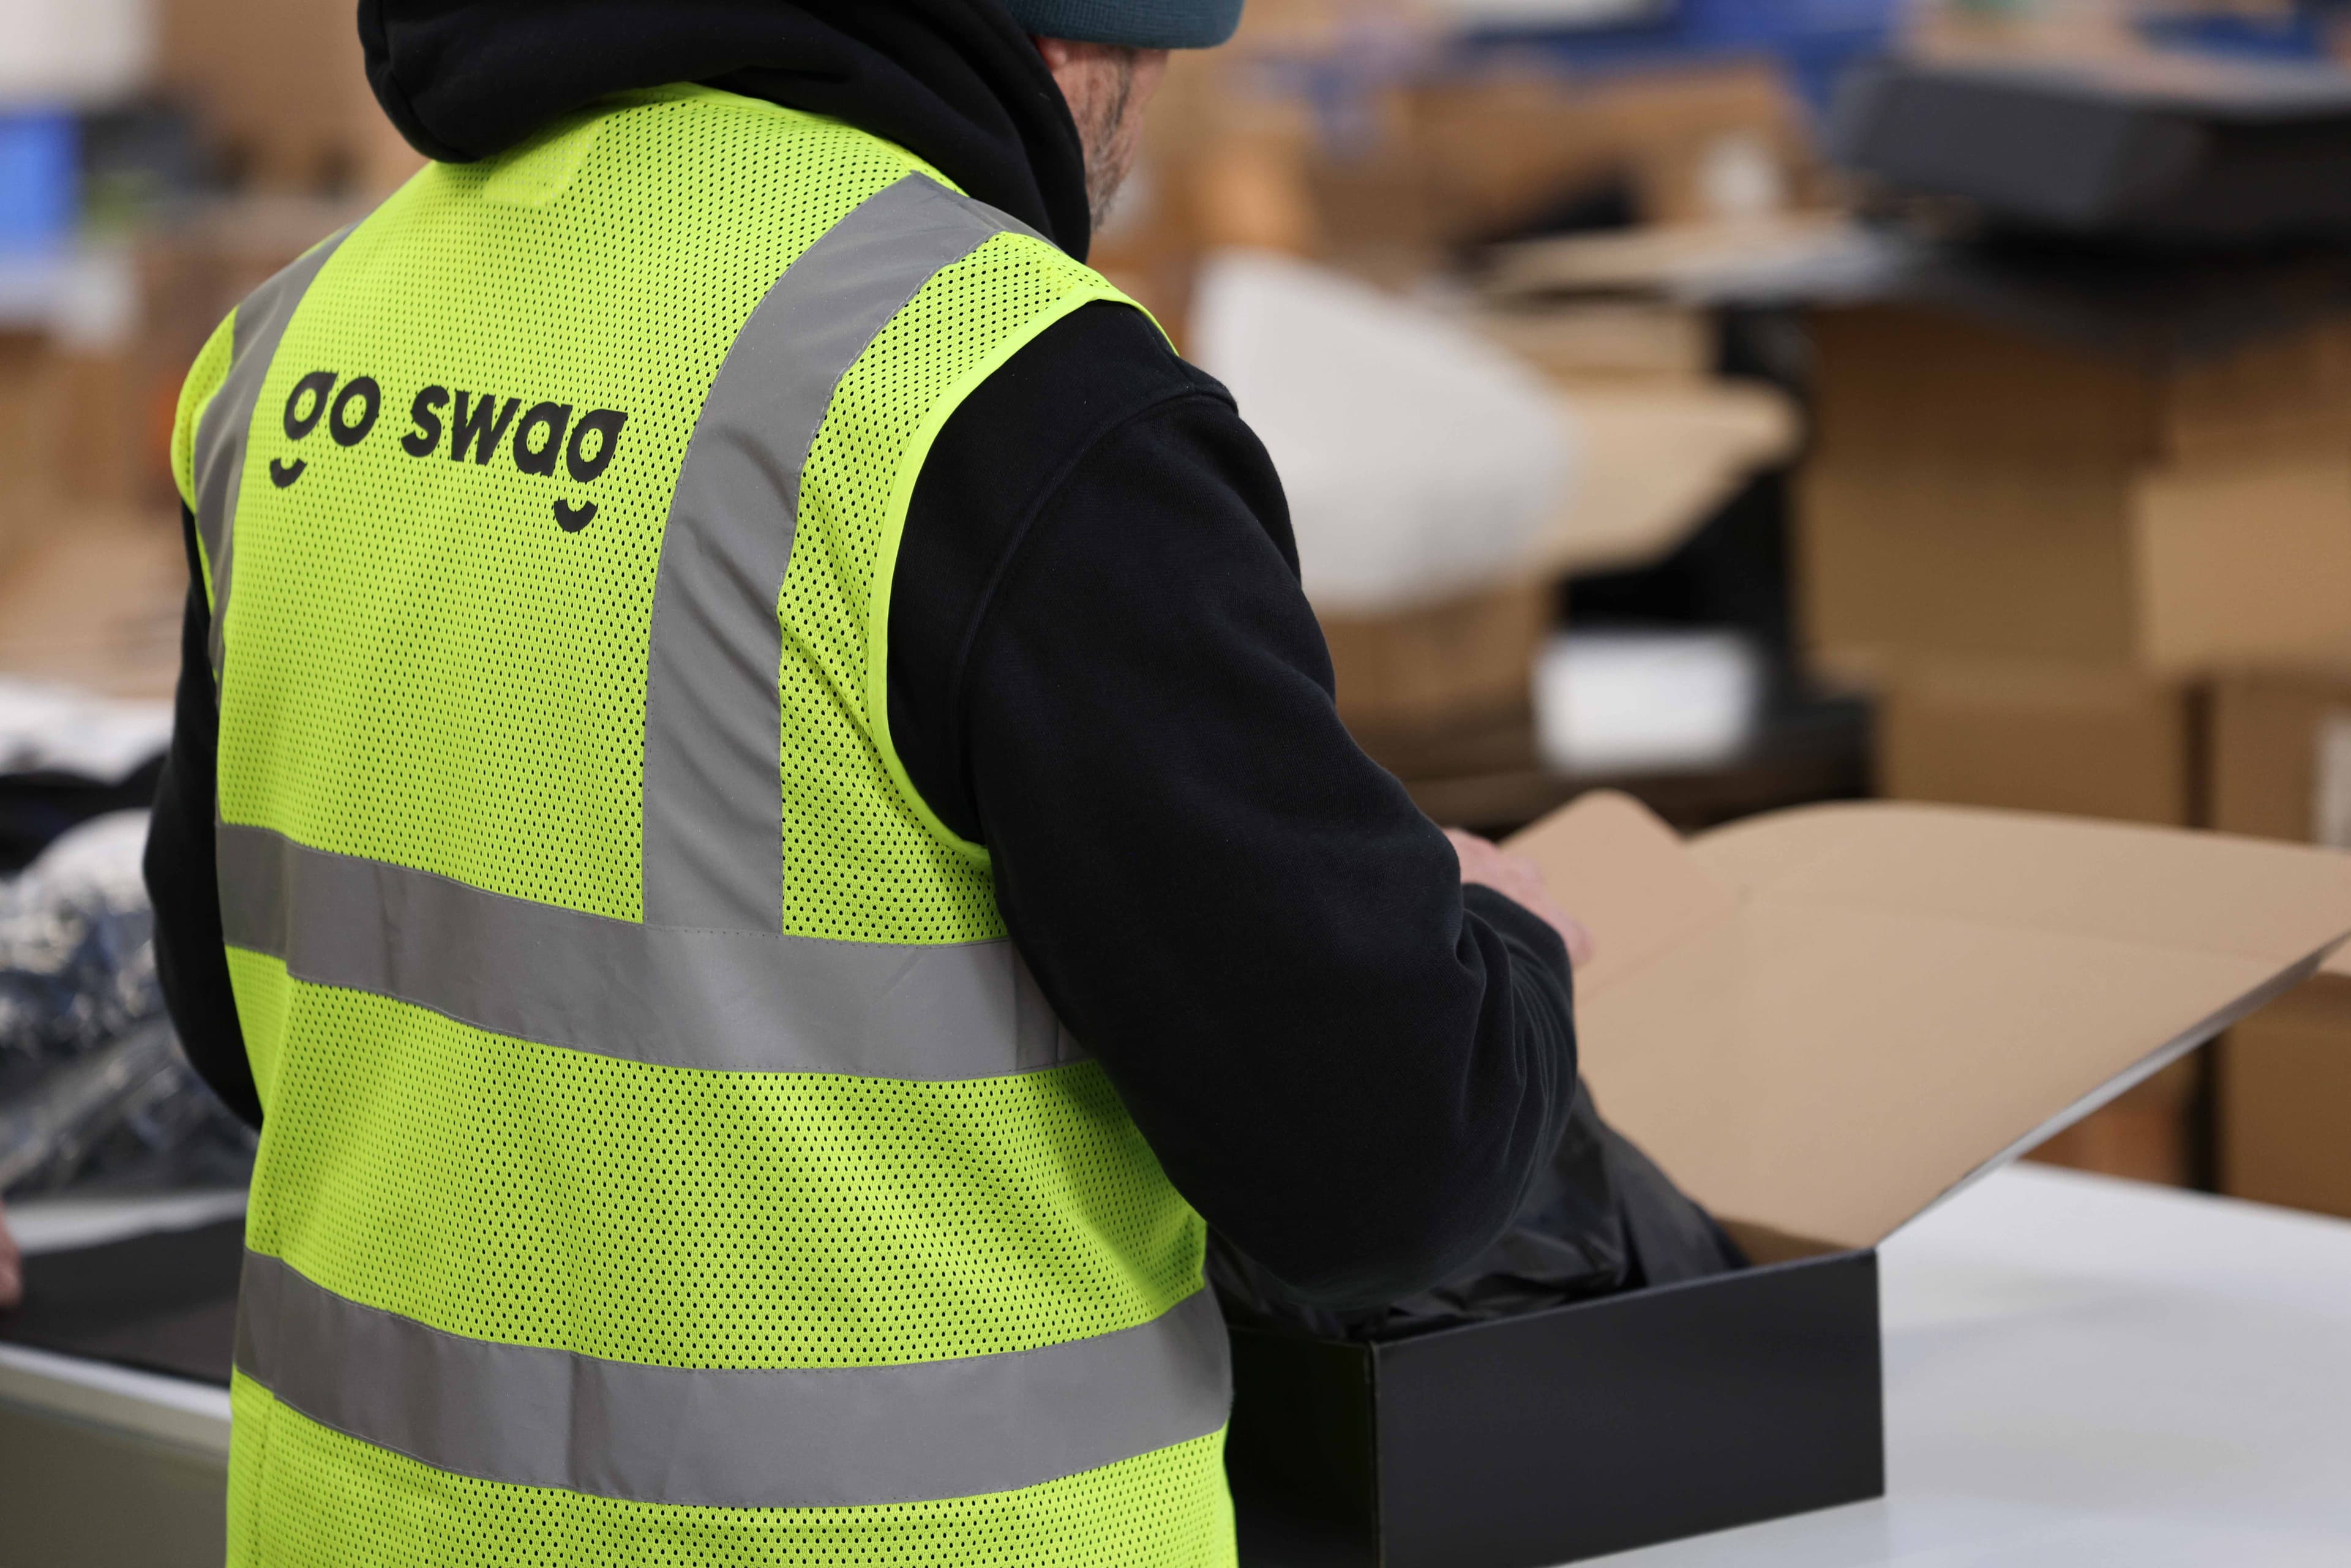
<box><xmin>359</xmin><ymin>0</ymin><xmax>1094</xmax><ymax>257</ymax></box>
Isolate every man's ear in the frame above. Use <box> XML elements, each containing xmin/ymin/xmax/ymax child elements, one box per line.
<box><xmin>1032</xmin><ymin>34</ymin><xmax>1079</xmax><ymax>73</ymax></box>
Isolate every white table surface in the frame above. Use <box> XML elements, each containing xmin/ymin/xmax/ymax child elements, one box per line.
<box><xmin>1595</xmin><ymin>1163</ymin><xmax>2351</xmax><ymax>1567</ymax></box>
<box><xmin>6</xmin><ymin>1167</ymin><xmax>2349</xmax><ymax>1562</ymax></box>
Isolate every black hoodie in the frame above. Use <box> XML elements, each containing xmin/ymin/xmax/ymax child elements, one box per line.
<box><xmin>144</xmin><ymin>0</ymin><xmax>1580</xmax><ymax>1310</ymax></box>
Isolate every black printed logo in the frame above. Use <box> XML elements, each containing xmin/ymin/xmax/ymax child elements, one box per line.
<box><xmin>271</xmin><ymin>369</ymin><xmax>626</xmax><ymax>533</ymax></box>
<box><xmin>402</xmin><ymin>386</ymin><xmax>626</xmax><ymax>530</ymax></box>
<box><xmin>271</xmin><ymin>368</ymin><xmax>361</xmax><ymax>487</ymax></box>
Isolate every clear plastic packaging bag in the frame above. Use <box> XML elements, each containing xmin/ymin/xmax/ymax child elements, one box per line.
<box><xmin>0</xmin><ymin>812</ymin><xmax>254</xmax><ymax>1196</ymax></box>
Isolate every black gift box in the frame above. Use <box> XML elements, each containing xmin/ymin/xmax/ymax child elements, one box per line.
<box><xmin>1224</xmin><ymin>1240</ymin><xmax>1881</xmax><ymax>1568</ymax></box>
<box><xmin>1224</xmin><ymin>790</ymin><xmax>2351</xmax><ymax>1566</ymax></box>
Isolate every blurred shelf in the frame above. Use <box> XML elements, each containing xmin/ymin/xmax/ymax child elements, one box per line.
<box><xmin>1402</xmin><ymin>691</ymin><xmax>1870</xmax><ymax>836</ymax></box>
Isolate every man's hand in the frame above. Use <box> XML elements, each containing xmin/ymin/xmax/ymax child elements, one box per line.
<box><xmin>0</xmin><ymin>1202</ymin><xmax>20</xmax><ymax>1311</ymax></box>
<box><xmin>1446</xmin><ymin>828</ymin><xmax>1595</xmax><ymax>970</ymax></box>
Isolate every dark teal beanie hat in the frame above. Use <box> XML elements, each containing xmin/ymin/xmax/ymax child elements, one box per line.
<box><xmin>1003</xmin><ymin>0</ymin><xmax>1244</xmax><ymax>48</ymax></box>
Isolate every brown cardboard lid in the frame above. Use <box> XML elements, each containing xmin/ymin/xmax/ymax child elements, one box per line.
<box><xmin>1509</xmin><ymin>792</ymin><xmax>2351</xmax><ymax>1248</ymax></box>
<box><xmin>1515</xmin><ymin>380</ymin><xmax>1801</xmax><ymax>584</ymax></box>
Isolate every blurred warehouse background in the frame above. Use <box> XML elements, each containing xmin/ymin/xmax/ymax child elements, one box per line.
<box><xmin>6</xmin><ymin>0</ymin><xmax>2351</xmax><ymax>1221</ymax></box>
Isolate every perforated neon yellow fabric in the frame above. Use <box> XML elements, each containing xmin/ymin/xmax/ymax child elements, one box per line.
<box><xmin>779</xmin><ymin>234</ymin><xmax>1120</xmax><ymax>941</ymax></box>
<box><xmin>222</xmin><ymin>949</ymin><xmax>292</xmax><ymax>1117</ymax></box>
<box><xmin>173</xmin><ymin>310</ymin><xmax>236</xmax><ymax>525</ymax></box>
<box><xmin>226</xmin><ymin>1374</ymin><xmax>271</xmax><ymax>1566</ymax></box>
<box><xmin>243</xmin><ymin>975</ymin><xmax>1203</xmax><ymax>1367</ymax></box>
<box><xmin>215</xmin><ymin>86</ymin><xmax>1226</xmax><ymax>1566</ymax></box>
<box><xmin>216</xmin><ymin>88</ymin><xmax>925</xmax><ymax>918</ymax></box>
<box><xmin>229</xmin><ymin>1378</ymin><xmax>1233</xmax><ymax>1568</ymax></box>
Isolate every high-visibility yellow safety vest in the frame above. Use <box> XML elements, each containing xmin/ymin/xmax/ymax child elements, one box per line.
<box><xmin>172</xmin><ymin>84</ymin><xmax>1232</xmax><ymax>1567</ymax></box>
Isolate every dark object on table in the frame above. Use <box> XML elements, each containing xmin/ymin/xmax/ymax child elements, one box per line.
<box><xmin>1215</xmin><ymin>1082</ymin><xmax>1878</xmax><ymax>1568</ymax></box>
<box><xmin>0</xmin><ymin>756</ymin><xmax>164</xmax><ymax>876</ymax></box>
<box><xmin>1835</xmin><ymin>53</ymin><xmax>2351</xmax><ymax>248</ymax></box>
<box><xmin>1224</xmin><ymin>1233</ymin><xmax>1880</xmax><ymax>1568</ymax></box>
<box><xmin>0</xmin><ymin>1217</ymin><xmax>241</xmax><ymax>1384</ymax></box>
<box><xmin>1213</xmin><ymin>1086</ymin><xmax>1745</xmax><ymax>1341</ymax></box>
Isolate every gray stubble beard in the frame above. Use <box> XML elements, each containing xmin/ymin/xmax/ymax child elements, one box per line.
<box><xmin>1078</xmin><ymin>50</ymin><xmax>1145</xmax><ymax>233</ymax></box>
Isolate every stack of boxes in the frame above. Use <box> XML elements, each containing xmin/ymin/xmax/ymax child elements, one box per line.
<box><xmin>2209</xmin><ymin>670</ymin><xmax>2351</xmax><ymax>1218</ymax></box>
<box><xmin>1807</xmin><ymin>297</ymin><xmax>2351</xmax><ymax>819</ymax></box>
<box><xmin>1791</xmin><ymin>39</ymin><xmax>2351</xmax><ymax>1205</ymax></box>
<box><xmin>1799</xmin><ymin>290</ymin><xmax>2351</xmax><ymax>1191</ymax></box>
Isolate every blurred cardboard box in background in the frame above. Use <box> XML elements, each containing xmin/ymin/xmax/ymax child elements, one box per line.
<box><xmin>2203</xmin><ymin>672</ymin><xmax>2351</xmax><ymax>1221</ymax></box>
<box><xmin>1132</xmin><ymin>40</ymin><xmax>1829</xmax><ymax>338</ymax></box>
<box><xmin>2033</xmin><ymin>1054</ymin><xmax>2202</xmax><ymax>1190</ymax></box>
<box><xmin>1406</xmin><ymin>59</ymin><xmax>1822</xmax><ymax>245</ymax></box>
<box><xmin>2210</xmin><ymin>667</ymin><xmax>2351</xmax><ymax>846</ymax></box>
<box><xmin>1801</xmin><ymin>304</ymin><xmax>2351</xmax><ymax>676</ymax></box>
<box><xmin>2221</xmin><ymin>969</ymin><xmax>2351</xmax><ymax>1222</ymax></box>
<box><xmin>1472</xmin><ymin>299</ymin><xmax>1715</xmax><ymax>383</ymax></box>
<box><xmin>1868</xmin><ymin>646</ymin><xmax>2208</xmax><ymax>1196</ymax></box>
<box><xmin>1796</xmin><ymin>285</ymin><xmax>2351</xmax><ymax>1197</ymax></box>
<box><xmin>157</xmin><ymin>0</ymin><xmax>422</xmax><ymax>197</ymax></box>
<box><xmin>1324</xmin><ymin>580</ymin><xmax>1555</xmax><ymax>773</ymax></box>
<box><xmin>1875</xmin><ymin>658</ymin><xmax>2197</xmax><ymax>829</ymax></box>
<box><xmin>0</xmin><ymin>330</ymin><xmax>60</xmax><ymax>569</ymax></box>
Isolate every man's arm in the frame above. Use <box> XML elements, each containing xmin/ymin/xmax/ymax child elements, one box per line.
<box><xmin>143</xmin><ymin>506</ymin><xmax>260</xmax><ymax>1128</ymax></box>
<box><xmin>891</xmin><ymin>303</ymin><xmax>1581</xmax><ymax>1310</ymax></box>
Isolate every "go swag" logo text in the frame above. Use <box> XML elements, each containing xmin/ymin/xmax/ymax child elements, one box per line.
<box><xmin>269</xmin><ymin>370</ymin><xmax>629</xmax><ymax>534</ymax></box>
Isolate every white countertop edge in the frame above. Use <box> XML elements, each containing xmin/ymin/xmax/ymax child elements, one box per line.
<box><xmin>9</xmin><ymin>1188</ymin><xmax>249</xmax><ymax>1254</ymax></box>
<box><xmin>0</xmin><ymin>1341</ymin><xmax>233</xmax><ymax>1458</ymax></box>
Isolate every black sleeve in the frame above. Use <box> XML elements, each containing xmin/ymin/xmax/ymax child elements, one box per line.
<box><xmin>890</xmin><ymin>303</ymin><xmax>1578</xmax><ymax>1310</ymax></box>
<box><xmin>144</xmin><ymin>505</ymin><xmax>260</xmax><ymax>1128</ymax></box>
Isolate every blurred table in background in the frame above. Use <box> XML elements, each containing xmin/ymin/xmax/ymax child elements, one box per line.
<box><xmin>0</xmin><ymin>1190</ymin><xmax>240</xmax><ymax>1568</ymax></box>
<box><xmin>1400</xmin><ymin>689</ymin><xmax>1867</xmax><ymax>838</ymax></box>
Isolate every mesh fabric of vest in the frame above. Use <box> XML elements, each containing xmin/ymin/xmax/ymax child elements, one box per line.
<box><xmin>177</xmin><ymin>88</ymin><xmax>1227</xmax><ymax>1566</ymax></box>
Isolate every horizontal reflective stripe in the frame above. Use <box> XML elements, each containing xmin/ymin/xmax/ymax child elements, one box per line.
<box><xmin>235</xmin><ymin>1251</ymin><xmax>1231</xmax><ymax>1509</ymax></box>
<box><xmin>216</xmin><ymin>822</ymin><xmax>1078</xmax><ymax>1079</ymax></box>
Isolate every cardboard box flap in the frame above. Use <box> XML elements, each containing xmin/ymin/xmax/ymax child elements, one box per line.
<box><xmin>1507</xmin><ymin>790</ymin><xmax>1740</xmax><ymax>999</ymax></box>
<box><xmin>1519</xmin><ymin>381</ymin><xmax>1801</xmax><ymax>584</ymax></box>
<box><xmin>1696</xmin><ymin>803</ymin><xmax>2351</xmax><ymax>966</ymax></box>
<box><xmin>1511</xmin><ymin>793</ymin><xmax>2351</xmax><ymax>1250</ymax></box>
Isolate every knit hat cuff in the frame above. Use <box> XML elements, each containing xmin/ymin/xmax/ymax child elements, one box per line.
<box><xmin>1003</xmin><ymin>0</ymin><xmax>1243</xmax><ymax>50</ymax></box>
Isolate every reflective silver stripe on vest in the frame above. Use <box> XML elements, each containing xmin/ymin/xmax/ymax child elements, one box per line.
<box><xmin>216</xmin><ymin>822</ymin><xmax>1080</xmax><ymax>1079</ymax></box>
<box><xmin>642</xmin><ymin>173</ymin><xmax>1035</xmax><ymax>932</ymax></box>
<box><xmin>235</xmin><ymin>1250</ymin><xmax>1230</xmax><ymax>1509</ymax></box>
<box><xmin>191</xmin><ymin>228</ymin><xmax>351</xmax><ymax>675</ymax></box>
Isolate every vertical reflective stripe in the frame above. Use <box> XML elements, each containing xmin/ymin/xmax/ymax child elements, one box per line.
<box><xmin>640</xmin><ymin>174</ymin><xmax>1026</xmax><ymax>932</ymax></box>
<box><xmin>236</xmin><ymin>1250</ymin><xmax>1232</xmax><ymax>1509</ymax></box>
<box><xmin>190</xmin><ymin>228</ymin><xmax>351</xmax><ymax>675</ymax></box>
